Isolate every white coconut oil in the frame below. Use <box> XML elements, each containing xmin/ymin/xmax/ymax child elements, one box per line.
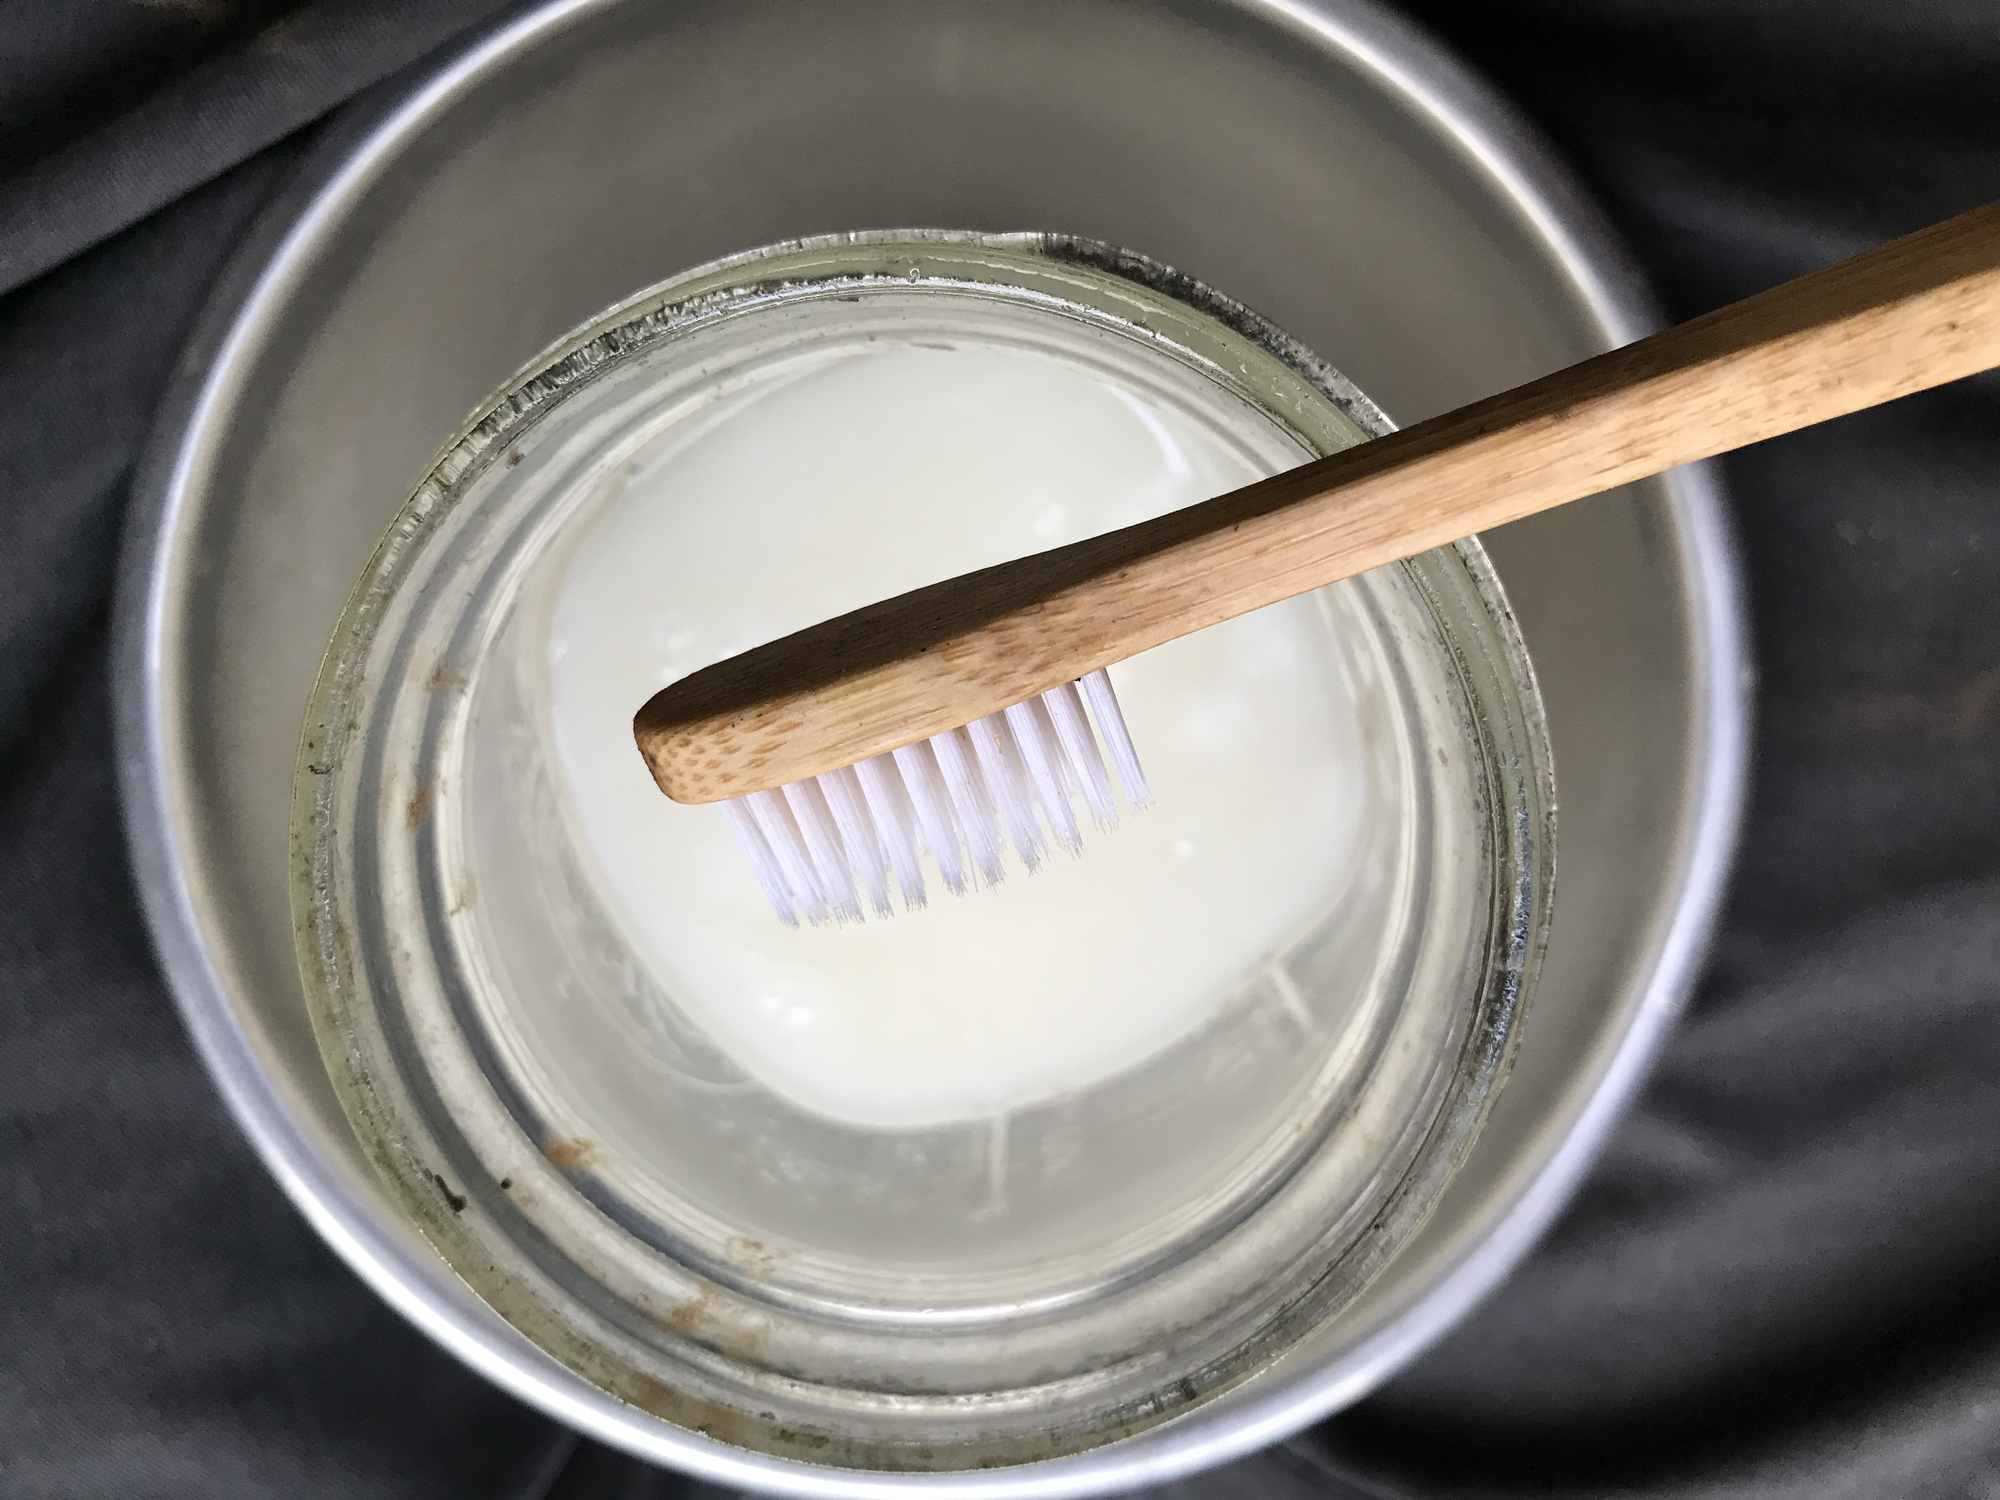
<box><xmin>542</xmin><ymin>338</ymin><xmax>1378</xmax><ymax>1132</ymax></box>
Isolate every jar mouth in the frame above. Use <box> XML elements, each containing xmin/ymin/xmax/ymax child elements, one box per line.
<box><xmin>293</xmin><ymin>229</ymin><xmax>1555</xmax><ymax>1470</ymax></box>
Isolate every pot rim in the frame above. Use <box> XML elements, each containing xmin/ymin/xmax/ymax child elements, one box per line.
<box><xmin>114</xmin><ymin>0</ymin><xmax>1750</xmax><ymax>1493</ymax></box>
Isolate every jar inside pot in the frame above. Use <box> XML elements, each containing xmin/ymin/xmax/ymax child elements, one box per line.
<box><xmin>294</xmin><ymin>231</ymin><xmax>1554</xmax><ymax>1469</ymax></box>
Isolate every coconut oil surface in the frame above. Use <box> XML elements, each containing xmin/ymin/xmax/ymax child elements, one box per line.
<box><xmin>543</xmin><ymin>339</ymin><xmax>1387</xmax><ymax>1130</ymax></box>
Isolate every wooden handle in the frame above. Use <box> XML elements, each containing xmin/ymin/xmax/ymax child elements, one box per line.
<box><xmin>638</xmin><ymin>202</ymin><xmax>2000</xmax><ymax>803</ymax></box>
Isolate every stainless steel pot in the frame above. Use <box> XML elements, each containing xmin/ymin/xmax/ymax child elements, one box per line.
<box><xmin>117</xmin><ymin>0</ymin><xmax>1749</xmax><ymax>1493</ymax></box>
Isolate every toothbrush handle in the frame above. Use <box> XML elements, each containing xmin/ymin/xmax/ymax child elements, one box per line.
<box><xmin>638</xmin><ymin>202</ymin><xmax>2000</xmax><ymax>803</ymax></box>
<box><xmin>1128</xmin><ymin>197</ymin><xmax>2000</xmax><ymax>630</ymax></box>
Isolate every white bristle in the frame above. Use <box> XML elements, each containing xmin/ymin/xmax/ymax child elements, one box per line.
<box><xmin>1003</xmin><ymin>699</ymin><xmax>1081</xmax><ymax>854</ymax></box>
<box><xmin>893</xmin><ymin>740</ymin><xmax>967</xmax><ymax>895</ymax></box>
<box><xmin>745</xmin><ymin>788</ymin><xmax>827</xmax><ymax>924</ymax></box>
<box><xmin>782</xmin><ymin>779</ymin><xmax>864</xmax><ymax>924</ymax></box>
<box><xmin>932</xmin><ymin>727</ymin><xmax>1006</xmax><ymax>887</ymax></box>
<box><xmin>854</xmin><ymin>754</ymin><xmax>927</xmax><ymax>908</ymax></box>
<box><xmin>723</xmin><ymin>798</ymin><xmax>799</xmax><ymax>927</ymax></box>
<box><xmin>967</xmin><ymin>713</ymin><xmax>1044</xmax><ymax>871</ymax></box>
<box><xmin>818</xmin><ymin>766</ymin><xmax>893</xmax><ymax>918</ymax></box>
<box><xmin>1042</xmin><ymin>680</ymin><xmax>1118</xmax><ymax>831</ymax></box>
<box><xmin>720</xmin><ymin>672</ymin><xmax>1150</xmax><ymax>925</ymax></box>
<box><xmin>1080</xmin><ymin>668</ymin><xmax>1151</xmax><ymax>807</ymax></box>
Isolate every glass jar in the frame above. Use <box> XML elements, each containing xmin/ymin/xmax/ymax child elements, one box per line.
<box><xmin>293</xmin><ymin>231</ymin><xmax>1554</xmax><ymax>1469</ymax></box>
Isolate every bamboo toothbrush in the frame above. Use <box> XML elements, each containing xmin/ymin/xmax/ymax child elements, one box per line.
<box><xmin>634</xmin><ymin>202</ymin><xmax>2000</xmax><ymax>925</ymax></box>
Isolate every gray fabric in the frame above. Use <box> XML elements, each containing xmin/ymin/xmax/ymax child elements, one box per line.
<box><xmin>1</xmin><ymin>2</ymin><xmax>1995</xmax><ymax>1497</ymax></box>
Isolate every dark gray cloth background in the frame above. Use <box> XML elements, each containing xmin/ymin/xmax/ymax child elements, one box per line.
<box><xmin>3</xmin><ymin>2</ymin><xmax>1996</xmax><ymax>1495</ymax></box>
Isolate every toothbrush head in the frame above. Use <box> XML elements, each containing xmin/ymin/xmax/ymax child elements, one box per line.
<box><xmin>703</xmin><ymin>669</ymin><xmax>1149</xmax><ymax>926</ymax></box>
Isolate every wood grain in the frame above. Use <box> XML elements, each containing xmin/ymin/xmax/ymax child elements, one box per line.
<box><xmin>636</xmin><ymin>202</ymin><xmax>2000</xmax><ymax>804</ymax></box>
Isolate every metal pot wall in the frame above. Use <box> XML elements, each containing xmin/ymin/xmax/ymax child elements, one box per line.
<box><xmin>117</xmin><ymin>0</ymin><xmax>1748</xmax><ymax>1492</ymax></box>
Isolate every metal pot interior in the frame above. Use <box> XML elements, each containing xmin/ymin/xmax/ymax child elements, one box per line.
<box><xmin>120</xmin><ymin>0</ymin><xmax>1746</xmax><ymax>1491</ymax></box>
